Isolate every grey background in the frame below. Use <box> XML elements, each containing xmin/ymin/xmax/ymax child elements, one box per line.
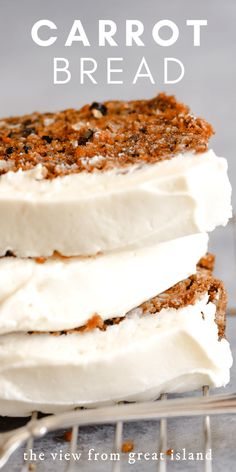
<box><xmin>0</xmin><ymin>2</ymin><xmax>235</xmax><ymax>293</ymax></box>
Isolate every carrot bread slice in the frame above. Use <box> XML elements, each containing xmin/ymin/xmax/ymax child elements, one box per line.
<box><xmin>0</xmin><ymin>93</ymin><xmax>231</xmax><ymax>257</ymax></box>
<box><xmin>0</xmin><ymin>93</ymin><xmax>213</xmax><ymax>176</ymax></box>
<box><xmin>28</xmin><ymin>254</ymin><xmax>227</xmax><ymax>340</ymax></box>
<box><xmin>0</xmin><ymin>254</ymin><xmax>232</xmax><ymax>417</ymax></box>
<box><xmin>0</xmin><ymin>234</ymin><xmax>208</xmax><ymax>335</ymax></box>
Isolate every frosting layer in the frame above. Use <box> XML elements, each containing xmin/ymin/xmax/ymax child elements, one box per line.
<box><xmin>0</xmin><ymin>150</ymin><xmax>231</xmax><ymax>257</ymax></box>
<box><xmin>0</xmin><ymin>234</ymin><xmax>207</xmax><ymax>334</ymax></box>
<box><xmin>0</xmin><ymin>295</ymin><xmax>232</xmax><ymax>416</ymax></box>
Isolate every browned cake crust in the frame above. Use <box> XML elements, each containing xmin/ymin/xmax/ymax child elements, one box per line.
<box><xmin>29</xmin><ymin>254</ymin><xmax>227</xmax><ymax>339</ymax></box>
<box><xmin>141</xmin><ymin>255</ymin><xmax>226</xmax><ymax>340</ymax></box>
<box><xmin>0</xmin><ymin>93</ymin><xmax>214</xmax><ymax>178</ymax></box>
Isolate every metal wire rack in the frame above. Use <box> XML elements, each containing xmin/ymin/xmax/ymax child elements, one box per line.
<box><xmin>0</xmin><ymin>386</ymin><xmax>236</xmax><ymax>472</ymax></box>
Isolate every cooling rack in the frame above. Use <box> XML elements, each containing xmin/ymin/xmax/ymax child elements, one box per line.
<box><xmin>0</xmin><ymin>386</ymin><xmax>236</xmax><ymax>472</ymax></box>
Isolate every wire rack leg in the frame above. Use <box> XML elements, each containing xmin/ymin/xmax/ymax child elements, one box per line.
<box><xmin>158</xmin><ymin>394</ymin><xmax>167</xmax><ymax>472</ymax></box>
<box><xmin>20</xmin><ymin>411</ymin><xmax>38</xmax><ymax>472</ymax></box>
<box><xmin>112</xmin><ymin>421</ymin><xmax>123</xmax><ymax>472</ymax></box>
<box><xmin>203</xmin><ymin>386</ymin><xmax>212</xmax><ymax>472</ymax></box>
<box><xmin>65</xmin><ymin>425</ymin><xmax>79</xmax><ymax>472</ymax></box>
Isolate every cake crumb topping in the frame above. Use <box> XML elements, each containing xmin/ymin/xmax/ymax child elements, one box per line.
<box><xmin>0</xmin><ymin>93</ymin><xmax>214</xmax><ymax>178</ymax></box>
<box><xmin>121</xmin><ymin>441</ymin><xmax>134</xmax><ymax>453</ymax></box>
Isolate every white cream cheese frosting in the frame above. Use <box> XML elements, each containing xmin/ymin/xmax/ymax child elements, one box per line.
<box><xmin>0</xmin><ymin>149</ymin><xmax>231</xmax><ymax>257</ymax></box>
<box><xmin>0</xmin><ymin>233</ymin><xmax>207</xmax><ymax>334</ymax></box>
<box><xmin>0</xmin><ymin>294</ymin><xmax>232</xmax><ymax>416</ymax></box>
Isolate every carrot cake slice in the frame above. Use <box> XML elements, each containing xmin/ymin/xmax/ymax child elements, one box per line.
<box><xmin>0</xmin><ymin>255</ymin><xmax>232</xmax><ymax>417</ymax></box>
<box><xmin>0</xmin><ymin>93</ymin><xmax>231</xmax><ymax>257</ymax></box>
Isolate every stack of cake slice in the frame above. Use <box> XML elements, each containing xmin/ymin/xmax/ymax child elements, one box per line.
<box><xmin>0</xmin><ymin>93</ymin><xmax>232</xmax><ymax>416</ymax></box>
